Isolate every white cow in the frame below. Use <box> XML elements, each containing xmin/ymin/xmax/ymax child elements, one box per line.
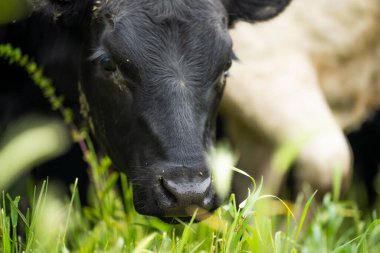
<box><xmin>222</xmin><ymin>0</ymin><xmax>380</xmax><ymax>199</ymax></box>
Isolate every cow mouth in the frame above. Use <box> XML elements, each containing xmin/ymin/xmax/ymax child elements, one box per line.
<box><xmin>159</xmin><ymin>217</ymin><xmax>195</xmax><ymax>224</ymax></box>
<box><xmin>158</xmin><ymin>207</ymin><xmax>214</xmax><ymax>224</ymax></box>
<box><xmin>132</xmin><ymin>185</ymin><xmax>218</xmax><ymax>221</ymax></box>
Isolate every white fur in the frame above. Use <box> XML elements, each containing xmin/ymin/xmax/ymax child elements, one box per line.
<box><xmin>222</xmin><ymin>0</ymin><xmax>380</xmax><ymax>196</ymax></box>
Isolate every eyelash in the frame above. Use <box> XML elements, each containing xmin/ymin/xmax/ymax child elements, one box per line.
<box><xmin>97</xmin><ymin>56</ymin><xmax>139</xmax><ymax>91</ymax></box>
<box><xmin>100</xmin><ymin>56</ymin><xmax>117</xmax><ymax>71</ymax></box>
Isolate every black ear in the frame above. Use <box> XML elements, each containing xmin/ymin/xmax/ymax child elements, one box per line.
<box><xmin>222</xmin><ymin>0</ymin><xmax>292</xmax><ymax>26</ymax></box>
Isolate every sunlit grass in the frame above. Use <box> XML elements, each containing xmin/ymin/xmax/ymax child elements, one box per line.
<box><xmin>1</xmin><ymin>143</ymin><xmax>379</xmax><ymax>252</ymax></box>
<box><xmin>208</xmin><ymin>143</ymin><xmax>237</xmax><ymax>201</ymax></box>
<box><xmin>0</xmin><ymin>116</ymin><xmax>70</xmax><ymax>190</ymax></box>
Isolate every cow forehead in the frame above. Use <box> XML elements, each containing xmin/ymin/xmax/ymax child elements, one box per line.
<box><xmin>105</xmin><ymin>16</ymin><xmax>230</xmax><ymax>56</ymax></box>
<box><xmin>98</xmin><ymin>5</ymin><xmax>229</xmax><ymax>66</ymax></box>
<box><xmin>104</xmin><ymin>0</ymin><xmax>226</xmax><ymax>19</ymax></box>
<box><xmin>97</xmin><ymin>0</ymin><xmax>228</xmax><ymax>48</ymax></box>
<box><xmin>92</xmin><ymin>0</ymin><xmax>231</xmax><ymax>86</ymax></box>
<box><xmin>98</xmin><ymin>0</ymin><xmax>227</xmax><ymax>35</ymax></box>
<box><xmin>103</xmin><ymin>24</ymin><xmax>231</xmax><ymax>85</ymax></box>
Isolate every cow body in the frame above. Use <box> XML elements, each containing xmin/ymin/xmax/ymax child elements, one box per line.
<box><xmin>222</xmin><ymin>0</ymin><xmax>380</xmax><ymax>199</ymax></box>
<box><xmin>0</xmin><ymin>0</ymin><xmax>292</xmax><ymax>220</ymax></box>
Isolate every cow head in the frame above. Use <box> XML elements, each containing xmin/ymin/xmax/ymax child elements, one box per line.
<box><xmin>37</xmin><ymin>0</ymin><xmax>291</xmax><ymax>221</ymax></box>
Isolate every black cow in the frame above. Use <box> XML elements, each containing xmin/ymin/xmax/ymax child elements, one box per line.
<box><xmin>0</xmin><ymin>0</ymin><xmax>291</xmax><ymax>220</ymax></box>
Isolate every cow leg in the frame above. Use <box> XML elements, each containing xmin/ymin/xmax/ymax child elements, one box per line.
<box><xmin>294</xmin><ymin>129</ymin><xmax>352</xmax><ymax>196</ymax></box>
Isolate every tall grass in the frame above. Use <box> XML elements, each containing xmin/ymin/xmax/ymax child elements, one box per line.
<box><xmin>1</xmin><ymin>157</ymin><xmax>379</xmax><ymax>252</ymax></box>
<box><xmin>0</xmin><ymin>44</ymin><xmax>379</xmax><ymax>252</ymax></box>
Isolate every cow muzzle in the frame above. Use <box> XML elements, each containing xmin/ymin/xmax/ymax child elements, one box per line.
<box><xmin>133</xmin><ymin>165</ymin><xmax>218</xmax><ymax>221</ymax></box>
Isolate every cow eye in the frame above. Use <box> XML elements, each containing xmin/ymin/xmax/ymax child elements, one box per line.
<box><xmin>224</xmin><ymin>59</ymin><xmax>232</xmax><ymax>71</ymax></box>
<box><xmin>100</xmin><ymin>56</ymin><xmax>117</xmax><ymax>72</ymax></box>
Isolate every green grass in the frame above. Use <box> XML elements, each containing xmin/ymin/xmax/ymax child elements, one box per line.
<box><xmin>1</xmin><ymin>153</ymin><xmax>379</xmax><ymax>253</ymax></box>
<box><xmin>1</xmin><ymin>43</ymin><xmax>380</xmax><ymax>253</ymax></box>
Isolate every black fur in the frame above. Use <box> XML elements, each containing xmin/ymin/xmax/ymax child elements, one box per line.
<box><xmin>348</xmin><ymin>112</ymin><xmax>380</xmax><ymax>206</ymax></box>
<box><xmin>223</xmin><ymin>0</ymin><xmax>292</xmax><ymax>25</ymax></box>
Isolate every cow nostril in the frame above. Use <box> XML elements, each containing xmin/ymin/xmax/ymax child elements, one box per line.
<box><xmin>154</xmin><ymin>167</ymin><xmax>216</xmax><ymax>218</ymax></box>
<box><xmin>160</xmin><ymin>175</ymin><xmax>212</xmax><ymax>205</ymax></box>
<box><xmin>158</xmin><ymin>176</ymin><xmax>177</xmax><ymax>207</ymax></box>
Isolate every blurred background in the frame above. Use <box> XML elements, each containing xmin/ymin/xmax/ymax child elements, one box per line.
<box><xmin>220</xmin><ymin>0</ymin><xmax>380</xmax><ymax>208</ymax></box>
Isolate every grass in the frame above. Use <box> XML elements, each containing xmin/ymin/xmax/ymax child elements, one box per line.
<box><xmin>1</xmin><ymin>153</ymin><xmax>379</xmax><ymax>252</ymax></box>
<box><xmin>1</xmin><ymin>44</ymin><xmax>380</xmax><ymax>253</ymax></box>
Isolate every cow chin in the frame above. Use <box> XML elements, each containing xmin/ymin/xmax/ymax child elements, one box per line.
<box><xmin>133</xmin><ymin>188</ymin><xmax>218</xmax><ymax>223</ymax></box>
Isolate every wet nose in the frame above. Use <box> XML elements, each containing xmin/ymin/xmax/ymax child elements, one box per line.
<box><xmin>155</xmin><ymin>166</ymin><xmax>215</xmax><ymax>217</ymax></box>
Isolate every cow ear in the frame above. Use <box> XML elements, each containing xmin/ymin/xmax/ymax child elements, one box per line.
<box><xmin>222</xmin><ymin>0</ymin><xmax>292</xmax><ymax>26</ymax></box>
